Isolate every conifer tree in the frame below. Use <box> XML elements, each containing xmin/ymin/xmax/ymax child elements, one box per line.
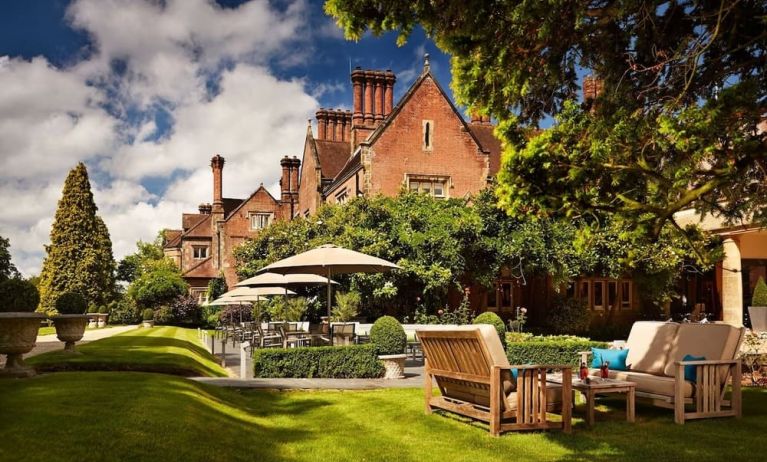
<box><xmin>38</xmin><ymin>163</ymin><xmax>115</xmax><ymax>312</ymax></box>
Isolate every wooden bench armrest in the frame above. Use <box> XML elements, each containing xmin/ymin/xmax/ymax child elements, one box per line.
<box><xmin>506</xmin><ymin>364</ymin><xmax>573</xmax><ymax>371</ymax></box>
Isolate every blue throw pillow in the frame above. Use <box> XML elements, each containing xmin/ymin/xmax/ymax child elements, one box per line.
<box><xmin>683</xmin><ymin>354</ymin><xmax>706</xmax><ymax>382</ymax></box>
<box><xmin>591</xmin><ymin>348</ymin><xmax>629</xmax><ymax>371</ymax></box>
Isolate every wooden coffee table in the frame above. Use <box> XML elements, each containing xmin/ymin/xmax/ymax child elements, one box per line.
<box><xmin>549</xmin><ymin>375</ymin><xmax>636</xmax><ymax>427</ymax></box>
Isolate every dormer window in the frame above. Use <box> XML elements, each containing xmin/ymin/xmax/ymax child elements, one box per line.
<box><xmin>192</xmin><ymin>246</ymin><xmax>208</xmax><ymax>259</ymax></box>
<box><xmin>422</xmin><ymin>120</ymin><xmax>433</xmax><ymax>151</ymax></box>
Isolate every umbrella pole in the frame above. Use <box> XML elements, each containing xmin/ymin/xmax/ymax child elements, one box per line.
<box><xmin>284</xmin><ymin>287</ymin><xmax>288</xmax><ymax>322</ymax></box>
<box><xmin>327</xmin><ymin>268</ymin><xmax>332</xmax><ymax>320</ymax></box>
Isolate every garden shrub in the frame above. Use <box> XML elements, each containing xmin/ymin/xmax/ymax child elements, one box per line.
<box><xmin>506</xmin><ymin>336</ymin><xmax>608</xmax><ymax>368</ymax></box>
<box><xmin>220</xmin><ymin>304</ymin><xmax>253</xmax><ymax>324</ymax></box>
<box><xmin>201</xmin><ymin>303</ymin><xmax>221</xmax><ymax>328</ymax></box>
<box><xmin>142</xmin><ymin>308</ymin><xmax>155</xmax><ymax>321</ymax></box>
<box><xmin>168</xmin><ymin>295</ymin><xmax>201</xmax><ymax>325</ymax></box>
<box><xmin>753</xmin><ymin>277</ymin><xmax>767</xmax><ymax>306</ymax></box>
<box><xmin>55</xmin><ymin>292</ymin><xmax>87</xmax><ymax>315</ymax></box>
<box><xmin>87</xmin><ymin>303</ymin><xmax>99</xmax><ymax>314</ymax></box>
<box><xmin>253</xmin><ymin>345</ymin><xmax>384</xmax><ymax>378</ymax></box>
<box><xmin>109</xmin><ymin>298</ymin><xmax>139</xmax><ymax>324</ymax></box>
<box><xmin>473</xmin><ymin>311</ymin><xmax>507</xmax><ymax>350</ymax></box>
<box><xmin>544</xmin><ymin>294</ymin><xmax>590</xmax><ymax>335</ymax></box>
<box><xmin>332</xmin><ymin>291</ymin><xmax>360</xmax><ymax>322</ymax></box>
<box><xmin>370</xmin><ymin>316</ymin><xmax>406</xmax><ymax>355</ymax></box>
<box><xmin>153</xmin><ymin>306</ymin><xmax>174</xmax><ymax>325</ymax></box>
<box><xmin>0</xmin><ymin>278</ymin><xmax>40</xmax><ymax>312</ymax></box>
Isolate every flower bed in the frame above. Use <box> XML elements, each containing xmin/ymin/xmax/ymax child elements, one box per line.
<box><xmin>252</xmin><ymin>345</ymin><xmax>385</xmax><ymax>378</ymax></box>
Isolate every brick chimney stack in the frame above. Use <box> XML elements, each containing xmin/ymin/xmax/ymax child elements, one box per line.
<box><xmin>198</xmin><ymin>203</ymin><xmax>212</xmax><ymax>214</ymax></box>
<box><xmin>374</xmin><ymin>72</ymin><xmax>384</xmax><ymax>122</ymax></box>
<box><xmin>316</xmin><ymin>108</ymin><xmax>327</xmax><ymax>139</ymax></box>
<box><xmin>384</xmin><ymin>70</ymin><xmax>395</xmax><ymax>114</ymax></box>
<box><xmin>351</xmin><ymin>67</ymin><xmax>365</xmax><ymax>127</ymax></box>
<box><xmin>280</xmin><ymin>156</ymin><xmax>292</xmax><ymax>202</ymax></box>
<box><xmin>470</xmin><ymin>112</ymin><xmax>491</xmax><ymax>124</ymax></box>
<box><xmin>210</xmin><ymin>155</ymin><xmax>225</xmax><ymax>213</ymax></box>
<box><xmin>364</xmin><ymin>70</ymin><xmax>375</xmax><ymax>126</ymax></box>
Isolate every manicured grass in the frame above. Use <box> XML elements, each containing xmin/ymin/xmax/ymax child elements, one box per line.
<box><xmin>27</xmin><ymin>327</ymin><xmax>227</xmax><ymax>377</ymax></box>
<box><xmin>0</xmin><ymin>372</ymin><xmax>764</xmax><ymax>461</ymax></box>
<box><xmin>37</xmin><ymin>326</ymin><xmax>57</xmax><ymax>336</ymax></box>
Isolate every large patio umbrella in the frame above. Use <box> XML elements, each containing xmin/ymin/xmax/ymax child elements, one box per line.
<box><xmin>256</xmin><ymin>244</ymin><xmax>400</xmax><ymax>318</ymax></box>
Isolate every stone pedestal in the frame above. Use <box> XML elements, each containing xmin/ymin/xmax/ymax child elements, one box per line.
<box><xmin>379</xmin><ymin>354</ymin><xmax>407</xmax><ymax>379</ymax></box>
<box><xmin>721</xmin><ymin>238</ymin><xmax>743</xmax><ymax>326</ymax></box>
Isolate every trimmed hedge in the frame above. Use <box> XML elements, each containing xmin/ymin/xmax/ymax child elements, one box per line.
<box><xmin>506</xmin><ymin>337</ymin><xmax>608</xmax><ymax>368</ymax></box>
<box><xmin>253</xmin><ymin>345</ymin><xmax>385</xmax><ymax>378</ymax></box>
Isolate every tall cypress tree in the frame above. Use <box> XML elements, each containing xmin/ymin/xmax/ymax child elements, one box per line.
<box><xmin>38</xmin><ymin>163</ymin><xmax>115</xmax><ymax>312</ymax></box>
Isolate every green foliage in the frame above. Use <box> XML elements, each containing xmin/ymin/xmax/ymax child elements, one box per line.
<box><xmin>38</xmin><ymin>163</ymin><xmax>116</xmax><ymax>312</ymax></box>
<box><xmin>0</xmin><ymin>279</ymin><xmax>40</xmax><ymax>313</ymax></box>
<box><xmin>109</xmin><ymin>297</ymin><xmax>140</xmax><ymax>325</ymax></box>
<box><xmin>142</xmin><ymin>308</ymin><xmax>155</xmax><ymax>321</ymax></box>
<box><xmin>262</xmin><ymin>297</ymin><xmax>305</xmax><ymax>322</ymax></box>
<box><xmin>0</xmin><ymin>236</ymin><xmax>20</xmax><ymax>282</ymax></box>
<box><xmin>116</xmin><ymin>232</ymin><xmax>169</xmax><ymax>283</ymax></box>
<box><xmin>473</xmin><ymin>311</ymin><xmax>507</xmax><ymax>350</ymax></box>
<box><xmin>544</xmin><ymin>295</ymin><xmax>591</xmax><ymax>336</ymax></box>
<box><xmin>253</xmin><ymin>345</ymin><xmax>384</xmax><ymax>378</ymax></box>
<box><xmin>55</xmin><ymin>292</ymin><xmax>87</xmax><ymax>315</ymax></box>
<box><xmin>506</xmin><ymin>337</ymin><xmax>608</xmax><ymax>369</ymax></box>
<box><xmin>332</xmin><ymin>291</ymin><xmax>360</xmax><ymax>322</ymax></box>
<box><xmin>87</xmin><ymin>304</ymin><xmax>99</xmax><ymax>314</ymax></box>
<box><xmin>153</xmin><ymin>306</ymin><xmax>173</xmax><ymax>325</ymax></box>
<box><xmin>752</xmin><ymin>277</ymin><xmax>767</xmax><ymax>307</ymax></box>
<box><xmin>325</xmin><ymin>0</ymin><xmax>766</xmax><ymax>259</ymax></box>
<box><xmin>206</xmin><ymin>275</ymin><xmax>227</xmax><ymax>302</ymax></box>
<box><xmin>128</xmin><ymin>267</ymin><xmax>188</xmax><ymax>309</ymax></box>
<box><xmin>370</xmin><ymin>316</ymin><xmax>407</xmax><ymax>355</ymax></box>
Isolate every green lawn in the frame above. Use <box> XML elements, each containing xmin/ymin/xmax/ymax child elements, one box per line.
<box><xmin>0</xmin><ymin>372</ymin><xmax>764</xmax><ymax>462</ymax></box>
<box><xmin>27</xmin><ymin>327</ymin><xmax>227</xmax><ymax>377</ymax></box>
<box><xmin>38</xmin><ymin>326</ymin><xmax>57</xmax><ymax>336</ymax></box>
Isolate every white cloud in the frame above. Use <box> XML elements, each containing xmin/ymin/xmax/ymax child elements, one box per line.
<box><xmin>0</xmin><ymin>0</ymin><xmax>323</xmax><ymax>276</ymax></box>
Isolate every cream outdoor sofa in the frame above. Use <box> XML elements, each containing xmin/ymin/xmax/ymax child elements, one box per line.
<box><xmin>583</xmin><ymin>321</ymin><xmax>745</xmax><ymax>424</ymax></box>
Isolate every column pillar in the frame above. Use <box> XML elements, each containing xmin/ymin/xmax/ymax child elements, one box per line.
<box><xmin>721</xmin><ymin>237</ymin><xmax>743</xmax><ymax>326</ymax></box>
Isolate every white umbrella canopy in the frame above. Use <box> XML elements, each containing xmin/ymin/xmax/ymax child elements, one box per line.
<box><xmin>236</xmin><ymin>272</ymin><xmax>339</xmax><ymax>288</ymax></box>
<box><xmin>217</xmin><ymin>286</ymin><xmax>295</xmax><ymax>301</ymax></box>
<box><xmin>256</xmin><ymin>244</ymin><xmax>400</xmax><ymax>317</ymax></box>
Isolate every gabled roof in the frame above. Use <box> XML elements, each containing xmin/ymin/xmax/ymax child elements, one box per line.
<box><xmin>467</xmin><ymin>122</ymin><xmax>503</xmax><ymax>175</ymax></box>
<box><xmin>362</xmin><ymin>69</ymin><xmax>490</xmax><ymax>154</ymax></box>
<box><xmin>324</xmin><ymin>150</ymin><xmax>362</xmax><ymax>195</ymax></box>
<box><xmin>182</xmin><ymin>214</ymin><xmax>212</xmax><ymax>238</ymax></box>
<box><xmin>182</xmin><ymin>256</ymin><xmax>216</xmax><ymax>279</ymax></box>
<box><xmin>164</xmin><ymin>230</ymin><xmax>183</xmax><ymax>249</ymax></box>
<box><xmin>182</xmin><ymin>213</ymin><xmax>206</xmax><ymax>231</ymax></box>
<box><xmin>315</xmin><ymin>139</ymin><xmax>349</xmax><ymax>179</ymax></box>
<box><xmin>223</xmin><ymin>198</ymin><xmax>244</xmax><ymax>216</ymax></box>
<box><xmin>224</xmin><ymin>184</ymin><xmax>279</xmax><ymax>220</ymax></box>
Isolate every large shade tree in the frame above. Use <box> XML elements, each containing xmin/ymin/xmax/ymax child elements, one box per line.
<box><xmin>0</xmin><ymin>236</ymin><xmax>20</xmax><ymax>282</ymax></box>
<box><xmin>325</xmin><ymin>0</ymin><xmax>767</xmax><ymax>256</ymax></box>
<box><xmin>38</xmin><ymin>163</ymin><xmax>116</xmax><ymax>312</ymax></box>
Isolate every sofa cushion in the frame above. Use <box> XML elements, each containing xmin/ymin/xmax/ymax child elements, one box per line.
<box><xmin>663</xmin><ymin>324</ymin><xmax>743</xmax><ymax>377</ymax></box>
<box><xmin>597</xmin><ymin>370</ymin><xmax>694</xmax><ymax>398</ymax></box>
<box><xmin>625</xmin><ymin>321</ymin><xmax>679</xmax><ymax>375</ymax></box>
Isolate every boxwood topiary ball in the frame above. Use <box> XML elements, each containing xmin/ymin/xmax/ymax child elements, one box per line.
<box><xmin>55</xmin><ymin>292</ymin><xmax>87</xmax><ymax>315</ymax></box>
<box><xmin>473</xmin><ymin>311</ymin><xmax>507</xmax><ymax>350</ymax></box>
<box><xmin>142</xmin><ymin>308</ymin><xmax>155</xmax><ymax>321</ymax></box>
<box><xmin>370</xmin><ymin>315</ymin><xmax>407</xmax><ymax>355</ymax></box>
<box><xmin>0</xmin><ymin>279</ymin><xmax>40</xmax><ymax>313</ymax></box>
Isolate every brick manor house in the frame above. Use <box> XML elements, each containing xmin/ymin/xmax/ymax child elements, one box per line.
<box><xmin>164</xmin><ymin>57</ymin><xmax>764</xmax><ymax>328</ymax></box>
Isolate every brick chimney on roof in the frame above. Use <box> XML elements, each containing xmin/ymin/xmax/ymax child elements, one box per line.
<box><xmin>583</xmin><ymin>75</ymin><xmax>604</xmax><ymax>107</ymax></box>
<box><xmin>350</xmin><ymin>67</ymin><xmax>396</xmax><ymax>150</ymax></box>
<box><xmin>210</xmin><ymin>155</ymin><xmax>225</xmax><ymax>214</ymax></box>
<box><xmin>198</xmin><ymin>203</ymin><xmax>212</xmax><ymax>214</ymax></box>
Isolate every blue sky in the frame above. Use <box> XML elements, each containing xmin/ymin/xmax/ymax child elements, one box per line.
<box><xmin>0</xmin><ymin>0</ymin><xmax>455</xmax><ymax>275</ymax></box>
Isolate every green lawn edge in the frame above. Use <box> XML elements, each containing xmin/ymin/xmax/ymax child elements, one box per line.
<box><xmin>27</xmin><ymin>326</ymin><xmax>228</xmax><ymax>377</ymax></box>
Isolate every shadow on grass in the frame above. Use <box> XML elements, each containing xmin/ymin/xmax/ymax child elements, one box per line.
<box><xmin>27</xmin><ymin>330</ymin><xmax>227</xmax><ymax>377</ymax></box>
<box><xmin>0</xmin><ymin>372</ymin><xmax>330</xmax><ymax>462</ymax></box>
<box><xmin>540</xmin><ymin>388</ymin><xmax>767</xmax><ymax>461</ymax></box>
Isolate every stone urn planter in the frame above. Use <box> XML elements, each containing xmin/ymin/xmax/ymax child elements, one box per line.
<box><xmin>142</xmin><ymin>319</ymin><xmax>155</xmax><ymax>328</ymax></box>
<box><xmin>52</xmin><ymin>314</ymin><xmax>88</xmax><ymax>353</ymax></box>
<box><xmin>96</xmin><ymin>313</ymin><xmax>109</xmax><ymax>328</ymax></box>
<box><xmin>378</xmin><ymin>353</ymin><xmax>407</xmax><ymax>379</ymax></box>
<box><xmin>0</xmin><ymin>312</ymin><xmax>47</xmax><ymax>378</ymax></box>
<box><xmin>87</xmin><ymin>315</ymin><xmax>98</xmax><ymax>329</ymax></box>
